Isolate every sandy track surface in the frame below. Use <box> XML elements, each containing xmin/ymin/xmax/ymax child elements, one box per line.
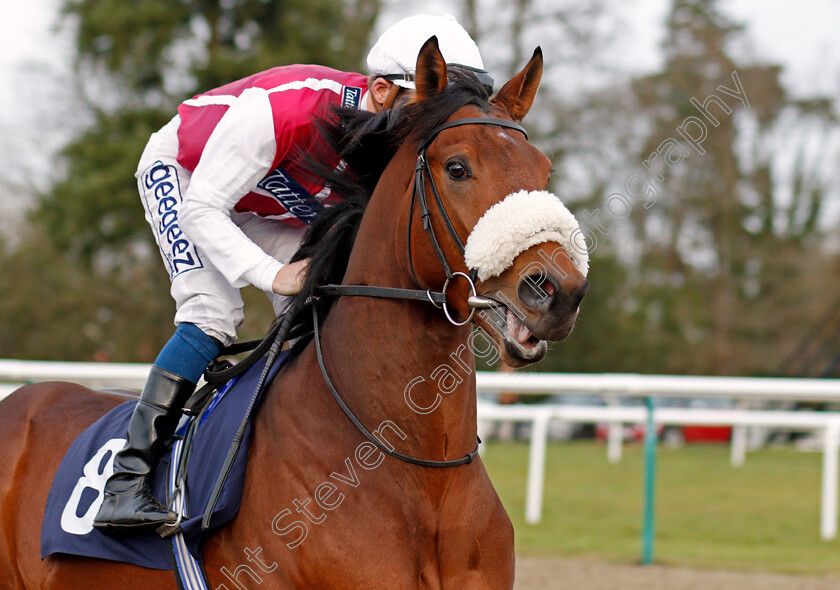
<box><xmin>515</xmin><ymin>557</ymin><xmax>840</xmax><ymax>590</ymax></box>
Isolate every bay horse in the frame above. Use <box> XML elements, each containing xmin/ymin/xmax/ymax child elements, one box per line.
<box><xmin>0</xmin><ymin>38</ymin><xmax>588</xmax><ymax>589</ymax></box>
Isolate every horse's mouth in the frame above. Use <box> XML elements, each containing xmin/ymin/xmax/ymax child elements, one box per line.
<box><xmin>477</xmin><ymin>299</ymin><xmax>548</xmax><ymax>366</ymax></box>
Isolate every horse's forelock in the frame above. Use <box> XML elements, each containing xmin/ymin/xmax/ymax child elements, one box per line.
<box><xmin>393</xmin><ymin>67</ymin><xmax>491</xmax><ymax>145</ymax></box>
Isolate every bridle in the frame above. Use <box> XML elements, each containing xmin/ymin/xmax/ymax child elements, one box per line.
<box><xmin>407</xmin><ymin>117</ymin><xmax>527</xmax><ymax>325</ymax></box>
<box><xmin>314</xmin><ymin>116</ymin><xmax>527</xmax><ymax>323</ymax></box>
<box><xmin>312</xmin><ymin>115</ymin><xmax>527</xmax><ymax>468</ymax></box>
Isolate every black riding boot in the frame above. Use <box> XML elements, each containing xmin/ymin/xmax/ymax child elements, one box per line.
<box><xmin>93</xmin><ymin>366</ymin><xmax>196</xmax><ymax>535</ymax></box>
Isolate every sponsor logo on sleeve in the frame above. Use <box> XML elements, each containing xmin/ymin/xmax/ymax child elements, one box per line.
<box><xmin>256</xmin><ymin>167</ymin><xmax>325</xmax><ymax>224</ymax></box>
<box><xmin>341</xmin><ymin>86</ymin><xmax>362</xmax><ymax>109</ymax></box>
<box><xmin>141</xmin><ymin>161</ymin><xmax>204</xmax><ymax>279</ymax></box>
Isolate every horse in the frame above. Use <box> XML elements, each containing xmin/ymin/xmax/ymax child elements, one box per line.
<box><xmin>0</xmin><ymin>38</ymin><xmax>589</xmax><ymax>589</ymax></box>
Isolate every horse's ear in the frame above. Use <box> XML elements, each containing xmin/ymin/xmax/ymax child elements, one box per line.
<box><xmin>491</xmin><ymin>47</ymin><xmax>543</xmax><ymax>122</ymax></box>
<box><xmin>414</xmin><ymin>36</ymin><xmax>448</xmax><ymax>101</ymax></box>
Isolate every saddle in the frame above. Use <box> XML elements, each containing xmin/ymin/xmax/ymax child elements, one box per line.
<box><xmin>41</xmin><ymin>352</ymin><xmax>289</xmax><ymax>578</ymax></box>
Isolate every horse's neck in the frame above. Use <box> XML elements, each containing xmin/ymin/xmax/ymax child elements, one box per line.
<box><xmin>320</xmin><ymin>297</ymin><xmax>476</xmax><ymax>460</ymax></box>
<box><xmin>317</xmin><ymin>173</ymin><xmax>478</xmax><ymax>461</ymax></box>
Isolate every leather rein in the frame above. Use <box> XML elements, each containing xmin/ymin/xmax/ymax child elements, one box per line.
<box><xmin>311</xmin><ymin>116</ymin><xmax>527</xmax><ymax>468</ymax></box>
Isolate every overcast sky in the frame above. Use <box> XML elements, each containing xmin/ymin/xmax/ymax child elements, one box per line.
<box><xmin>626</xmin><ymin>0</ymin><xmax>839</xmax><ymax>95</ymax></box>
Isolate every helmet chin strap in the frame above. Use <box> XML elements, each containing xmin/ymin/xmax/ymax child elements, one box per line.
<box><xmin>379</xmin><ymin>82</ymin><xmax>402</xmax><ymax>111</ymax></box>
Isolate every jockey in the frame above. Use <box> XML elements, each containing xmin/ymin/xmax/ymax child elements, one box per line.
<box><xmin>93</xmin><ymin>14</ymin><xmax>491</xmax><ymax>534</ymax></box>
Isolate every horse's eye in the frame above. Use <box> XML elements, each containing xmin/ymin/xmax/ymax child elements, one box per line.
<box><xmin>446</xmin><ymin>161</ymin><xmax>470</xmax><ymax>180</ymax></box>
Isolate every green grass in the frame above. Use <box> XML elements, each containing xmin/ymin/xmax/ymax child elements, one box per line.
<box><xmin>481</xmin><ymin>441</ymin><xmax>840</xmax><ymax>575</ymax></box>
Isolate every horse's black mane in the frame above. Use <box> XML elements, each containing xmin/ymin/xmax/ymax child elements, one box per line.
<box><xmin>284</xmin><ymin>67</ymin><xmax>491</xmax><ymax>341</ymax></box>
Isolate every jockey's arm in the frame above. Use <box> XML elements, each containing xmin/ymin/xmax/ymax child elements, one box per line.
<box><xmin>272</xmin><ymin>258</ymin><xmax>309</xmax><ymax>295</ymax></box>
<box><xmin>179</xmin><ymin>87</ymin><xmax>302</xmax><ymax>296</ymax></box>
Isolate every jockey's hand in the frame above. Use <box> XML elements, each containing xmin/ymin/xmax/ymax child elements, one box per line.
<box><xmin>272</xmin><ymin>258</ymin><xmax>310</xmax><ymax>295</ymax></box>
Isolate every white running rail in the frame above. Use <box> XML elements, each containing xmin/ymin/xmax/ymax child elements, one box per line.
<box><xmin>2</xmin><ymin>360</ymin><xmax>839</xmax><ymax>540</ymax></box>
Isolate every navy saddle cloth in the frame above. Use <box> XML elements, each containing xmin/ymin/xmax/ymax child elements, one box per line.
<box><xmin>41</xmin><ymin>353</ymin><xmax>288</xmax><ymax>570</ymax></box>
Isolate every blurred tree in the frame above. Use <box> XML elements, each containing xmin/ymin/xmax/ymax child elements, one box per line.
<box><xmin>506</xmin><ymin>0</ymin><xmax>839</xmax><ymax>376</ymax></box>
<box><xmin>0</xmin><ymin>226</ymin><xmax>172</xmax><ymax>361</ymax></box>
<box><xmin>42</xmin><ymin>0</ymin><xmax>381</xmax><ymax>263</ymax></box>
<box><xmin>64</xmin><ymin>0</ymin><xmax>380</xmax><ymax>101</ymax></box>
<box><xmin>625</xmin><ymin>0</ymin><xmax>839</xmax><ymax>375</ymax></box>
<box><xmin>0</xmin><ymin>0</ymin><xmax>381</xmax><ymax>362</ymax></box>
<box><xmin>450</xmin><ymin>0</ymin><xmax>638</xmax><ymax>374</ymax></box>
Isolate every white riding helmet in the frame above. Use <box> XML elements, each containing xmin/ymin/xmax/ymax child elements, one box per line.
<box><xmin>366</xmin><ymin>14</ymin><xmax>494</xmax><ymax>94</ymax></box>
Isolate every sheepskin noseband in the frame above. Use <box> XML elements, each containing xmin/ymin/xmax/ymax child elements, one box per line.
<box><xmin>464</xmin><ymin>190</ymin><xmax>589</xmax><ymax>281</ymax></box>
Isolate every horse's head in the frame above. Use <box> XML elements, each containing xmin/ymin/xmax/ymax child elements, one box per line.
<box><xmin>293</xmin><ymin>37</ymin><xmax>589</xmax><ymax>368</ymax></box>
<box><xmin>403</xmin><ymin>38</ymin><xmax>590</xmax><ymax>367</ymax></box>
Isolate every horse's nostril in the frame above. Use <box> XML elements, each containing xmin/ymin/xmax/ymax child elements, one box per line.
<box><xmin>527</xmin><ymin>273</ymin><xmax>551</xmax><ymax>299</ymax></box>
<box><xmin>542</xmin><ymin>280</ymin><xmax>556</xmax><ymax>297</ymax></box>
<box><xmin>519</xmin><ymin>272</ymin><xmax>557</xmax><ymax>307</ymax></box>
